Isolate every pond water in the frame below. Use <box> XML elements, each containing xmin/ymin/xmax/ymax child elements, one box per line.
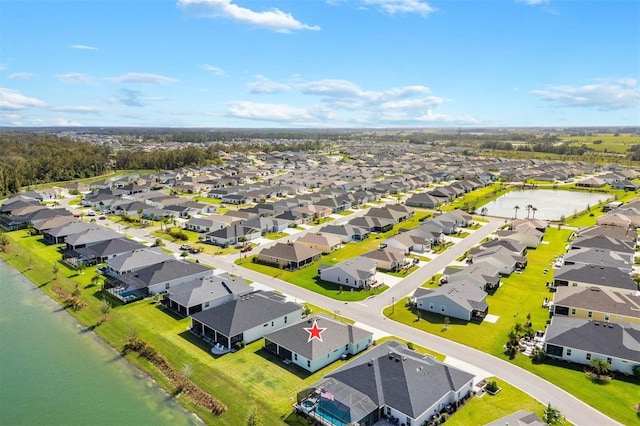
<box><xmin>0</xmin><ymin>259</ymin><xmax>199</xmax><ymax>426</ymax></box>
<box><xmin>476</xmin><ymin>189</ymin><xmax>611</xmax><ymax>220</ymax></box>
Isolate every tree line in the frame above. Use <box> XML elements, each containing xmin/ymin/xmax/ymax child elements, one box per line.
<box><xmin>0</xmin><ymin>133</ymin><xmax>110</xmax><ymax>197</ymax></box>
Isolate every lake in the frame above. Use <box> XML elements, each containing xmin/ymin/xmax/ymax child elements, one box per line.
<box><xmin>476</xmin><ymin>189</ymin><xmax>611</xmax><ymax>220</ymax></box>
<box><xmin>0</xmin><ymin>259</ymin><xmax>199</xmax><ymax>426</ymax></box>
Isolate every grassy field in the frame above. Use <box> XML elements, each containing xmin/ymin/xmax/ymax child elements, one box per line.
<box><xmin>561</xmin><ymin>133</ymin><xmax>640</xmax><ymax>154</ymax></box>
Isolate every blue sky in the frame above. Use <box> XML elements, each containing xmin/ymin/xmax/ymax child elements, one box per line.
<box><xmin>1</xmin><ymin>0</ymin><xmax>638</xmax><ymax>128</ymax></box>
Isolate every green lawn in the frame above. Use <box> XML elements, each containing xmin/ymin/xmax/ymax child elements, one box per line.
<box><xmin>0</xmin><ymin>231</ymin><xmax>361</xmax><ymax>425</ymax></box>
<box><xmin>442</xmin><ymin>183</ymin><xmax>513</xmax><ymax>212</ymax></box>
<box><xmin>384</xmin><ymin>227</ymin><xmax>570</xmax><ymax>355</ymax></box>
<box><xmin>382</xmin><ymin>226</ymin><xmax>637</xmax><ymax>425</ymax></box>
<box><xmin>237</xmin><ymin>255</ymin><xmax>388</xmax><ymax>302</ymax></box>
<box><xmin>237</xmin><ymin>213</ymin><xmax>431</xmax><ymax>300</ymax></box>
<box><xmin>265</xmin><ymin>231</ymin><xmax>289</xmax><ymax>240</ymax></box>
<box><xmin>511</xmin><ymin>357</ymin><xmax>639</xmax><ymax>426</ymax></box>
<box><xmin>445</xmin><ymin>378</ymin><xmax>560</xmax><ymax>426</ymax></box>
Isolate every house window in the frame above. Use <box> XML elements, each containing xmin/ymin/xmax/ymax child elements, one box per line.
<box><xmin>571</xmin><ymin>308</ymin><xmax>576</xmax><ymax>315</ymax></box>
<box><xmin>586</xmin><ymin>353</ymin><xmax>591</xmax><ymax>361</ymax></box>
<box><xmin>406</xmin><ymin>417</ymin><xmax>412</xmax><ymax>426</ymax></box>
<box><xmin>588</xmin><ymin>311</ymin><xmax>592</xmax><ymax>318</ymax></box>
<box><xmin>337</xmin><ymin>277</ymin><xmax>340</xmax><ymax>282</ymax></box>
<box><xmin>294</xmin><ymin>354</ymin><xmax>298</xmax><ymax>361</ymax></box>
<box><xmin>284</xmin><ymin>316</ymin><xmax>288</xmax><ymax>324</ymax></box>
<box><xmin>271</xmin><ymin>321</ymin><xmax>274</xmax><ymax>327</ymax></box>
<box><xmin>346</xmin><ymin>278</ymin><xmax>349</xmax><ymax>284</ymax></box>
<box><xmin>345</xmin><ymin>344</ymin><xmax>349</xmax><ymax>350</ymax></box>
<box><xmin>307</xmin><ymin>360</ymin><xmax>311</xmax><ymax>368</ymax></box>
<box><xmin>387</xmin><ymin>407</ymin><xmax>391</xmax><ymax>415</ymax></box>
<box><xmin>604</xmin><ymin>314</ymin><xmax>609</xmax><ymax>321</ymax></box>
<box><xmin>204</xmin><ymin>302</ymin><xmax>209</xmax><ymax>308</ymax></box>
<box><xmin>566</xmin><ymin>349</ymin><xmax>571</xmax><ymax>356</ymax></box>
<box><xmin>607</xmin><ymin>357</ymin><xmax>612</xmax><ymax>364</ymax></box>
<box><xmin>429</xmin><ymin>303</ymin><xmax>434</xmax><ymax>310</ymax></box>
<box><xmin>441</xmin><ymin>305</ymin><xmax>445</xmax><ymax>312</ymax></box>
<box><xmin>165</xmin><ymin>283</ymin><xmax>170</xmax><ymax>290</ymax></box>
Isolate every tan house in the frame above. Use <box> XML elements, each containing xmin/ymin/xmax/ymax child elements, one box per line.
<box><xmin>552</xmin><ymin>286</ymin><xmax>640</xmax><ymax>325</ymax></box>
<box><xmin>257</xmin><ymin>242</ymin><xmax>322</xmax><ymax>270</ymax></box>
<box><xmin>295</xmin><ymin>233</ymin><xmax>341</xmax><ymax>254</ymax></box>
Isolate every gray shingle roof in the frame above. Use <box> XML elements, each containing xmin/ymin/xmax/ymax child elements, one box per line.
<box><xmin>130</xmin><ymin>259</ymin><xmax>211</xmax><ymax>287</ymax></box>
<box><xmin>264</xmin><ymin>314</ymin><xmax>372</xmax><ymax>360</ymax></box>
<box><xmin>167</xmin><ymin>272</ymin><xmax>252</xmax><ymax>308</ymax></box>
<box><xmin>107</xmin><ymin>247</ymin><xmax>175</xmax><ymax>272</ymax></box>
<box><xmin>316</xmin><ymin>341</ymin><xmax>474</xmax><ymax>419</ymax></box>
<box><xmin>545</xmin><ymin>316</ymin><xmax>640</xmax><ymax>362</ymax></box>
<box><xmin>191</xmin><ymin>290</ymin><xmax>301</xmax><ymax>338</ymax></box>
<box><xmin>259</xmin><ymin>242</ymin><xmax>322</xmax><ymax>262</ymax></box>
<box><xmin>414</xmin><ymin>281</ymin><xmax>488</xmax><ymax>313</ymax></box>
<box><xmin>554</xmin><ymin>264</ymin><xmax>637</xmax><ymax>291</ymax></box>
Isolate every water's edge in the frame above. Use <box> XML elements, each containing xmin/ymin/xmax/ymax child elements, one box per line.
<box><xmin>0</xmin><ymin>258</ymin><xmax>203</xmax><ymax>426</ymax></box>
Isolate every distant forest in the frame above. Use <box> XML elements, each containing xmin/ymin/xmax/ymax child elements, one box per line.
<box><xmin>0</xmin><ymin>132</ymin><xmax>326</xmax><ymax>197</ymax></box>
<box><xmin>0</xmin><ymin>133</ymin><xmax>110</xmax><ymax>197</ymax></box>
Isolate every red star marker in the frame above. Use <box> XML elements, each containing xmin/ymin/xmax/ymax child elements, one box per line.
<box><xmin>304</xmin><ymin>319</ymin><xmax>326</xmax><ymax>343</ymax></box>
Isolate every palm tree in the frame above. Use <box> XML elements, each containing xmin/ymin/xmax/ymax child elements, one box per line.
<box><xmin>590</xmin><ymin>358</ymin><xmax>612</xmax><ymax>378</ymax></box>
<box><xmin>526</xmin><ymin>204</ymin><xmax>533</xmax><ymax>219</ymax></box>
<box><xmin>99</xmin><ymin>298</ymin><xmax>112</xmax><ymax>323</ymax></box>
<box><xmin>531</xmin><ymin>206</ymin><xmax>538</xmax><ymax>219</ymax></box>
<box><xmin>513</xmin><ymin>205</ymin><xmax>520</xmax><ymax>219</ymax></box>
<box><xmin>543</xmin><ymin>403</ymin><xmax>564</xmax><ymax>425</ymax></box>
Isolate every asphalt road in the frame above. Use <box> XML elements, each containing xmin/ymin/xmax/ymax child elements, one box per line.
<box><xmin>69</xmin><ymin>196</ymin><xmax>618</xmax><ymax>426</ymax></box>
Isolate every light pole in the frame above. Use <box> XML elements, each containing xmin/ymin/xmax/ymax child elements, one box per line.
<box><xmin>391</xmin><ymin>297</ymin><xmax>395</xmax><ymax>314</ymax></box>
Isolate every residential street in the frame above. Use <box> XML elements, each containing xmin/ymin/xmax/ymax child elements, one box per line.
<box><xmin>109</xmin><ymin>210</ymin><xmax>617</xmax><ymax>426</ymax></box>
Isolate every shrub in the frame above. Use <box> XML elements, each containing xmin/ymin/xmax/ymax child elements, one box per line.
<box><xmin>485</xmin><ymin>380</ymin><xmax>499</xmax><ymax>393</ymax></box>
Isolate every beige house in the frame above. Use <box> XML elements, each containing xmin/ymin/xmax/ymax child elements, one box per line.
<box><xmin>295</xmin><ymin>233</ymin><xmax>341</xmax><ymax>254</ymax></box>
<box><xmin>552</xmin><ymin>286</ymin><xmax>640</xmax><ymax>325</ymax></box>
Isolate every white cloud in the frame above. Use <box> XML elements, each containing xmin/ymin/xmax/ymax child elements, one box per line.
<box><xmin>202</xmin><ymin>64</ymin><xmax>227</xmax><ymax>76</ymax></box>
<box><xmin>106</xmin><ymin>72</ymin><xmax>178</xmax><ymax>84</ymax></box>
<box><xmin>227</xmin><ymin>77</ymin><xmax>476</xmax><ymax>126</ymax></box>
<box><xmin>299</xmin><ymin>79</ymin><xmax>431</xmax><ymax>104</ymax></box>
<box><xmin>0</xmin><ymin>88</ymin><xmax>47</xmax><ymax>110</ymax></box>
<box><xmin>0</xmin><ymin>113</ymin><xmax>26</xmax><ymax>126</ymax></box>
<box><xmin>247</xmin><ymin>75</ymin><xmax>291</xmax><ymax>94</ymax></box>
<box><xmin>178</xmin><ymin>0</ymin><xmax>320</xmax><ymax>33</ymax></box>
<box><xmin>531</xmin><ymin>78</ymin><xmax>640</xmax><ymax>110</ymax></box>
<box><xmin>50</xmin><ymin>106</ymin><xmax>102</xmax><ymax>114</ymax></box>
<box><xmin>8</xmin><ymin>72</ymin><xmax>37</xmax><ymax>80</ymax></box>
<box><xmin>228</xmin><ymin>101</ymin><xmax>317</xmax><ymax>122</ymax></box>
<box><xmin>49</xmin><ymin>118</ymin><xmax>83</xmax><ymax>126</ymax></box>
<box><xmin>362</xmin><ymin>0</ymin><xmax>434</xmax><ymax>17</ymax></box>
<box><xmin>70</xmin><ymin>44</ymin><xmax>98</xmax><ymax>51</ymax></box>
<box><xmin>55</xmin><ymin>73</ymin><xmax>92</xmax><ymax>84</ymax></box>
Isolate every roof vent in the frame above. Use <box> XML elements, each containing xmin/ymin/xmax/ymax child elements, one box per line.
<box><xmin>594</xmin><ymin>322</ymin><xmax>599</xmax><ymax>326</ymax></box>
<box><xmin>608</xmin><ymin>324</ymin><xmax>613</xmax><ymax>329</ymax></box>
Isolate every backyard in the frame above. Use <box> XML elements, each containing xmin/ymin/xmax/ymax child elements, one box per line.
<box><xmin>0</xmin><ymin>231</ymin><xmax>376</xmax><ymax>424</ymax></box>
